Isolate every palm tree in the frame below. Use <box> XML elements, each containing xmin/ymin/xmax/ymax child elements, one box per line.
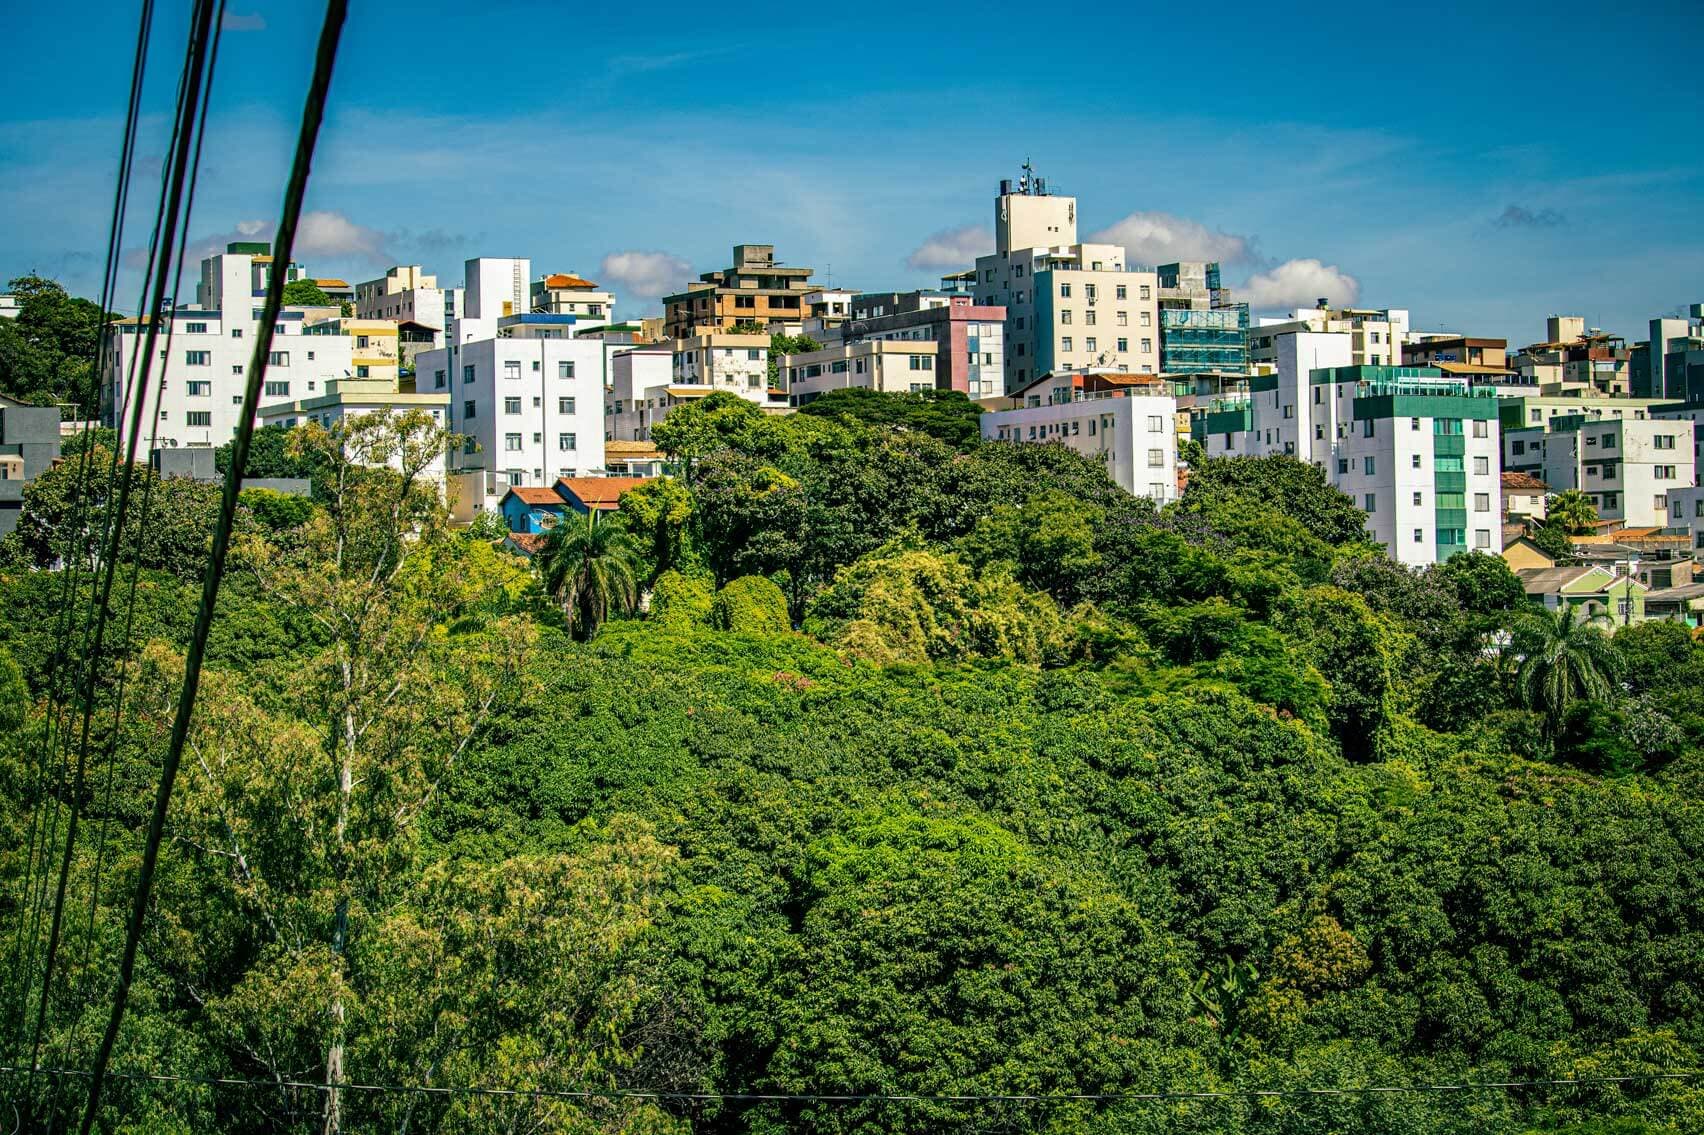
<box><xmin>535</xmin><ymin>509</ymin><xmax>642</xmax><ymax>640</ymax></box>
<box><xmin>1509</xmin><ymin>604</ymin><xmax>1624</xmax><ymax>735</ymax></box>
<box><xmin>1547</xmin><ymin>489</ymin><xmax>1599</xmax><ymax>535</ymax></box>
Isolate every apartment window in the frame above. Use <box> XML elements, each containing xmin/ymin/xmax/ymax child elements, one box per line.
<box><xmin>1601</xmin><ymin>433</ymin><xmax>1617</xmax><ymax>449</ymax></box>
<box><xmin>1059</xmin><ymin>283</ymin><xmax>1071</xmax><ymax>298</ymax></box>
<box><xmin>1085</xmin><ymin>338</ymin><xmax>1097</xmax><ymax>353</ymax></box>
<box><xmin>355</xmin><ymin>335</ymin><xmax>370</xmax><ymax>349</ymax></box>
<box><xmin>1475</xmin><ymin>529</ymin><xmax>1492</xmax><ymax>549</ymax></box>
<box><xmin>557</xmin><ymin>361</ymin><xmax>575</xmax><ymax>379</ymax></box>
<box><xmin>1084</xmin><ymin>310</ymin><xmax>1097</xmax><ymax>326</ymax></box>
<box><xmin>1282</xmin><ymin>404</ymin><xmax>1294</xmax><ymax>420</ymax></box>
<box><xmin>1115</xmin><ymin>285</ymin><xmax>1127</xmax><ymax>300</ymax></box>
<box><xmin>1473</xmin><ymin>419</ymin><xmax>1488</xmax><ymax>438</ymax></box>
<box><xmin>1338</xmin><ymin>458</ymin><xmax>1349</xmax><ymax>474</ymax></box>
<box><xmin>1603</xmin><ymin>492</ymin><xmax>1619</xmax><ymax>509</ymax></box>
<box><xmin>558</xmin><ymin>396</ymin><xmax>576</xmax><ymax>414</ymax></box>
<box><xmin>504</xmin><ymin>433</ymin><xmax>522</xmax><ymax>451</ymax></box>
<box><xmin>499</xmin><ymin>396</ymin><xmax>521</xmax><ymax>414</ymax></box>
<box><xmin>231</xmin><ymin>328</ymin><xmax>243</xmax><ymax>339</ymax></box>
<box><xmin>185</xmin><ymin>350</ymin><xmax>211</xmax><ymax>366</ymax></box>
<box><xmin>1472</xmin><ymin>456</ymin><xmax>1489</xmax><ymax>475</ymax></box>
<box><xmin>1655</xmin><ymin>465</ymin><xmax>1677</xmax><ymax>479</ymax></box>
<box><xmin>1655</xmin><ymin>494</ymin><xmax>1668</xmax><ymax>512</ymax></box>
<box><xmin>185</xmin><ymin>380</ymin><xmax>211</xmax><ymax>397</ymax></box>
<box><xmin>1116</xmin><ymin>311</ymin><xmax>1128</xmax><ymax>327</ymax></box>
<box><xmin>1653</xmin><ymin>433</ymin><xmax>1676</xmax><ymax>449</ymax></box>
<box><xmin>1061</xmin><ymin>310</ymin><xmax>1072</xmax><ymax>324</ymax></box>
<box><xmin>1140</xmin><ymin>338</ymin><xmax>1152</xmax><ymax>353</ymax></box>
<box><xmin>1141</xmin><ymin>311</ymin><xmax>1152</xmax><ymax>328</ymax></box>
<box><xmin>747</xmin><ymin>348</ymin><xmax>761</xmax><ymax>360</ymax></box>
<box><xmin>186</xmin><ymin>411</ymin><xmax>211</xmax><ymax>427</ymax></box>
<box><xmin>434</xmin><ymin>369</ymin><xmax>446</xmax><ymax>388</ymax></box>
<box><xmin>462</xmin><ymin>400</ymin><xmax>476</xmax><ymax>418</ymax></box>
<box><xmin>1316</xmin><ymin>425</ymin><xmax>1325</xmax><ymax>440</ymax></box>
<box><xmin>1530</xmin><ymin>409</ymin><xmax>1541</xmax><ymax>423</ymax></box>
<box><xmin>1413</xmin><ymin>529</ymin><xmax>1423</xmax><ymax>543</ymax></box>
<box><xmin>1116</xmin><ymin>338</ymin><xmax>1128</xmax><ymax>352</ymax></box>
<box><xmin>558</xmin><ymin>433</ymin><xmax>577</xmax><ymax>451</ymax></box>
<box><xmin>1147</xmin><ymin>415</ymin><xmax>1165</xmax><ymax>431</ymax></box>
<box><xmin>185</xmin><ymin>322</ymin><xmax>207</xmax><ymax>334</ymax></box>
<box><xmin>503</xmin><ymin>360</ymin><xmax>521</xmax><ymax>379</ymax></box>
<box><xmin>1148</xmin><ymin>448</ymin><xmax>1164</xmax><ymax>467</ymax></box>
<box><xmin>1061</xmin><ymin>336</ymin><xmax>1073</xmax><ymax>352</ymax></box>
<box><xmin>1474</xmin><ymin>493</ymin><xmax>1490</xmax><ymax>512</ymax></box>
<box><xmin>1139</xmin><ymin>285</ymin><xmax>1151</xmax><ymax>300</ymax></box>
<box><xmin>908</xmin><ymin>355</ymin><xmax>933</xmax><ymax>371</ymax></box>
<box><xmin>1413</xmin><ymin>492</ymin><xmax>1424</xmax><ymax>506</ymax></box>
<box><xmin>1410</xmin><ymin>417</ymin><xmax>1421</xmax><ymax>431</ymax></box>
<box><xmin>1364</xmin><ymin>494</ymin><xmax>1376</xmax><ymax>512</ymax></box>
<box><xmin>532</xmin><ymin>359</ymin><xmax>542</xmax><ymax>371</ymax></box>
<box><xmin>264</xmin><ymin>381</ymin><xmax>289</xmax><ymax>397</ymax></box>
<box><xmin>1015</xmin><ymin>291</ymin><xmax>1026</xmax><ymax>304</ymax></box>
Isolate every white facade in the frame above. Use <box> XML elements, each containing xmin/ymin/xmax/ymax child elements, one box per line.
<box><xmin>1667</xmin><ymin>486</ymin><xmax>1704</xmax><ymax>553</ymax></box>
<box><xmin>257</xmin><ymin>378</ymin><xmax>451</xmax><ymax>481</ymax></box>
<box><xmin>973</xmin><ymin>182</ymin><xmax>1161</xmax><ymax>394</ymax></box>
<box><xmin>1236</xmin><ymin>346</ymin><xmax>1503</xmax><ymax>565</ymax></box>
<box><xmin>531</xmin><ymin>273</ymin><xmax>616</xmax><ymax>329</ymax></box>
<box><xmin>452</xmin><ymin>257</ymin><xmax>531</xmax><ymax>345</ymax></box>
<box><xmin>604</xmin><ymin>348</ymin><xmax>675</xmax><ymax>441</ymax></box>
<box><xmin>982</xmin><ymin>392</ymin><xmax>1179</xmax><ymax>502</ymax></box>
<box><xmin>1503</xmin><ymin>418</ymin><xmax>1695</xmax><ymax>529</ymax></box>
<box><xmin>414</xmin><ymin>336</ymin><xmax>606</xmax><ymax>514</ymax></box>
<box><xmin>783</xmin><ymin>340</ymin><xmax>944</xmax><ymax>404</ymax></box>
<box><xmin>104</xmin><ymin>308</ymin><xmax>353</xmax><ymax>450</ymax></box>
<box><xmin>1249</xmin><ymin>307</ymin><xmax>1410</xmax><ymax>372</ymax></box>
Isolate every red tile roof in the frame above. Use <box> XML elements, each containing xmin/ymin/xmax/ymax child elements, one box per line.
<box><xmin>504</xmin><ymin>532</ymin><xmax>550</xmax><ymax>555</ymax></box>
<box><xmin>504</xmin><ymin>486</ymin><xmax>564</xmax><ymax>505</ymax></box>
<box><xmin>542</xmin><ymin>273</ymin><xmax>599</xmax><ymax>290</ymax></box>
<box><xmin>1501</xmin><ymin>471</ymin><xmax>1549</xmax><ymax>491</ymax></box>
<box><xmin>555</xmin><ymin>476</ymin><xmax>655</xmax><ymax>510</ymax></box>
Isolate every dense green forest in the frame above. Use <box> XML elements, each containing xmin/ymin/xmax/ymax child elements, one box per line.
<box><xmin>1</xmin><ymin>393</ymin><xmax>1700</xmax><ymax>1134</ymax></box>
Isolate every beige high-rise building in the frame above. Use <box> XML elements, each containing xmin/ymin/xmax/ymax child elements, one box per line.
<box><xmin>972</xmin><ymin>165</ymin><xmax>1160</xmax><ymax>394</ymax></box>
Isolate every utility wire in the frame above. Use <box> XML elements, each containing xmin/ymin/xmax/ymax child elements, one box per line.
<box><xmin>23</xmin><ymin>0</ymin><xmax>224</xmax><ymax>1092</ymax></box>
<box><xmin>77</xmin><ymin>3</ymin><xmax>349</xmax><ymax>1131</ymax></box>
<box><xmin>3</xmin><ymin>0</ymin><xmax>159</xmax><ymax>1065</ymax></box>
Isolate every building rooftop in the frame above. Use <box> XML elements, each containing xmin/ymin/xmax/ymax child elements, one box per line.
<box><xmin>603</xmin><ymin>440</ymin><xmax>661</xmax><ymax>456</ymax></box>
<box><xmin>504</xmin><ymin>486</ymin><xmax>565</xmax><ymax>506</ymax></box>
<box><xmin>555</xmin><ymin>476</ymin><xmax>655</xmax><ymax>510</ymax></box>
<box><xmin>541</xmin><ymin>273</ymin><xmax>600</xmax><ymax>290</ymax></box>
<box><xmin>1501</xmin><ymin>471</ymin><xmax>1550</xmax><ymax>492</ymax></box>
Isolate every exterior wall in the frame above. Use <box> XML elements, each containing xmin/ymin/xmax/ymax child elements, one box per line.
<box><xmin>662</xmin><ymin>245</ymin><xmax>815</xmax><ymax>337</ymax></box>
<box><xmin>455</xmin><ymin>257</ymin><xmax>530</xmax><ymax>344</ymax></box>
<box><xmin>783</xmin><ymin>341</ymin><xmax>944</xmax><ymax>404</ymax></box>
<box><xmin>1249</xmin><ymin>308</ymin><xmax>1409</xmax><ymax>372</ymax></box>
<box><xmin>1506</xmin><ymin>418</ymin><xmax>1695</xmax><ymax>528</ymax></box>
<box><xmin>104</xmin><ymin>309</ymin><xmax>354</xmax><ymax>449</ymax></box>
<box><xmin>1668</xmin><ymin>486</ymin><xmax>1704</xmax><ymax>553</ymax></box>
<box><xmin>355</xmin><ymin>265</ymin><xmax>459</xmax><ymax>349</ymax></box>
<box><xmin>414</xmin><ymin>336</ymin><xmax>606</xmax><ymax>508</ymax></box>
<box><xmin>0</xmin><ymin>395</ymin><xmax>63</xmax><ymax>535</ymax></box>
<box><xmin>669</xmin><ymin>332</ymin><xmax>769</xmax><ymax>393</ymax></box>
<box><xmin>848</xmin><ymin>295</ymin><xmax>1007</xmax><ymax>399</ymax></box>
<box><xmin>995</xmin><ymin>190</ymin><xmax>1077</xmax><ymax>253</ymax></box>
<box><xmin>981</xmin><ymin>393</ymin><xmax>1179</xmax><ymax>501</ymax></box>
<box><xmin>256</xmin><ymin>380</ymin><xmax>450</xmax><ymax>481</ymax></box>
<box><xmin>605</xmin><ymin>348</ymin><xmax>675</xmax><ymax>441</ymax></box>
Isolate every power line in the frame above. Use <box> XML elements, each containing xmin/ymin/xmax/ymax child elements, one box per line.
<box><xmin>3</xmin><ymin>1063</ymin><xmax>1698</xmax><ymax>1105</ymax></box>
<box><xmin>76</xmin><ymin>2</ymin><xmax>349</xmax><ymax>1131</ymax></box>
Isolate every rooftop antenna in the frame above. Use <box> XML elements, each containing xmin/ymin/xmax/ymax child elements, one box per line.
<box><xmin>1019</xmin><ymin>158</ymin><xmax>1033</xmax><ymax>194</ymax></box>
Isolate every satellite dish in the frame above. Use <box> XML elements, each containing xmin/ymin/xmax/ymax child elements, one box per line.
<box><xmin>537</xmin><ymin>512</ymin><xmax>560</xmax><ymax>530</ymax></box>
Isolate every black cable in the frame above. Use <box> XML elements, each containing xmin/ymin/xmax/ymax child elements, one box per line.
<box><xmin>3</xmin><ymin>0</ymin><xmax>159</xmax><ymax>1061</ymax></box>
<box><xmin>23</xmin><ymin>0</ymin><xmax>224</xmax><ymax>1090</ymax></box>
<box><xmin>51</xmin><ymin>0</ymin><xmax>231</xmax><ymax>1086</ymax></box>
<box><xmin>77</xmin><ymin>3</ymin><xmax>349</xmax><ymax>1130</ymax></box>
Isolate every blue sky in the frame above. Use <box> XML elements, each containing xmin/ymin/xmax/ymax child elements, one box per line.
<box><xmin>3</xmin><ymin>0</ymin><xmax>1701</xmax><ymax>345</ymax></box>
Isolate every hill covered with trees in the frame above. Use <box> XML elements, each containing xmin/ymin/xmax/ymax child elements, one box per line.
<box><xmin>1</xmin><ymin>393</ymin><xmax>1700</xmax><ymax>1134</ymax></box>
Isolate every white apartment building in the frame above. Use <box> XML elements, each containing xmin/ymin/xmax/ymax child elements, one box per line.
<box><xmin>355</xmin><ymin>265</ymin><xmax>461</xmax><ymax>350</ymax></box>
<box><xmin>104</xmin><ymin>304</ymin><xmax>353</xmax><ymax>450</ymax></box>
<box><xmin>1234</xmin><ymin>334</ymin><xmax>1502</xmax><ymax>565</ymax></box>
<box><xmin>1666</xmin><ymin>486</ymin><xmax>1704</xmax><ymax>553</ymax></box>
<box><xmin>450</xmin><ymin>257</ymin><xmax>532</xmax><ymax>345</ymax></box>
<box><xmin>413</xmin><ymin>335</ymin><xmax>607</xmax><ymax>516</ymax></box>
<box><xmin>531</xmin><ymin>273</ymin><xmax>616</xmax><ymax>328</ymax></box>
<box><xmin>782</xmin><ymin>340</ymin><xmax>945</xmax><ymax>405</ymax></box>
<box><xmin>982</xmin><ymin>391</ymin><xmax>1178</xmax><ymax>502</ymax></box>
<box><xmin>1503</xmin><ymin>417</ymin><xmax>1694</xmax><ymax>529</ymax></box>
<box><xmin>194</xmin><ymin>244</ymin><xmax>308</xmax><ymax>311</ymax></box>
<box><xmin>1248</xmin><ymin>305</ymin><xmax>1410</xmax><ymax>373</ymax></box>
<box><xmin>670</xmin><ymin>331</ymin><xmax>771</xmax><ymax>393</ymax></box>
<box><xmin>972</xmin><ymin>171</ymin><xmax>1161</xmax><ymax>394</ymax></box>
<box><xmin>604</xmin><ymin>347</ymin><xmax>674</xmax><ymax>441</ymax></box>
<box><xmin>257</xmin><ymin>378</ymin><xmax>451</xmax><ymax>480</ymax></box>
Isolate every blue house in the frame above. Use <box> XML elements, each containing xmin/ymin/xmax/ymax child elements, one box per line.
<box><xmin>499</xmin><ymin>486</ymin><xmax>570</xmax><ymax>533</ymax></box>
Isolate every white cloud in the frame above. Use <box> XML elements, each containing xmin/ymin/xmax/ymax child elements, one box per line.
<box><xmin>221</xmin><ymin>10</ymin><xmax>266</xmax><ymax>31</ymax></box>
<box><xmin>598</xmin><ymin>250</ymin><xmax>692</xmax><ymax>300</ymax></box>
<box><xmin>905</xmin><ymin>225</ymin><xmax>992</xmax><ymax>271</ymax></box>
<box><xmin>1090</xmin><ymin>211</ymin><xmax>1254</xmax><ymax>266</ymax></box>
<box><xmin>1238</xmin><ymin>258</ymin><xmax>1360</xmax><ymax>311</ymax></box>
<box><xmin>291</xmin><ymin>210</ymin><xmax>390</xmax><ymax>262</ymax></box>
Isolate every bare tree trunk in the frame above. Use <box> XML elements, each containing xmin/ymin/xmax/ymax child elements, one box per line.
<box><xmin>323</xmin><ymin>657</ymin><xmax>357</xmax><ymax>1135</ymax></box>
